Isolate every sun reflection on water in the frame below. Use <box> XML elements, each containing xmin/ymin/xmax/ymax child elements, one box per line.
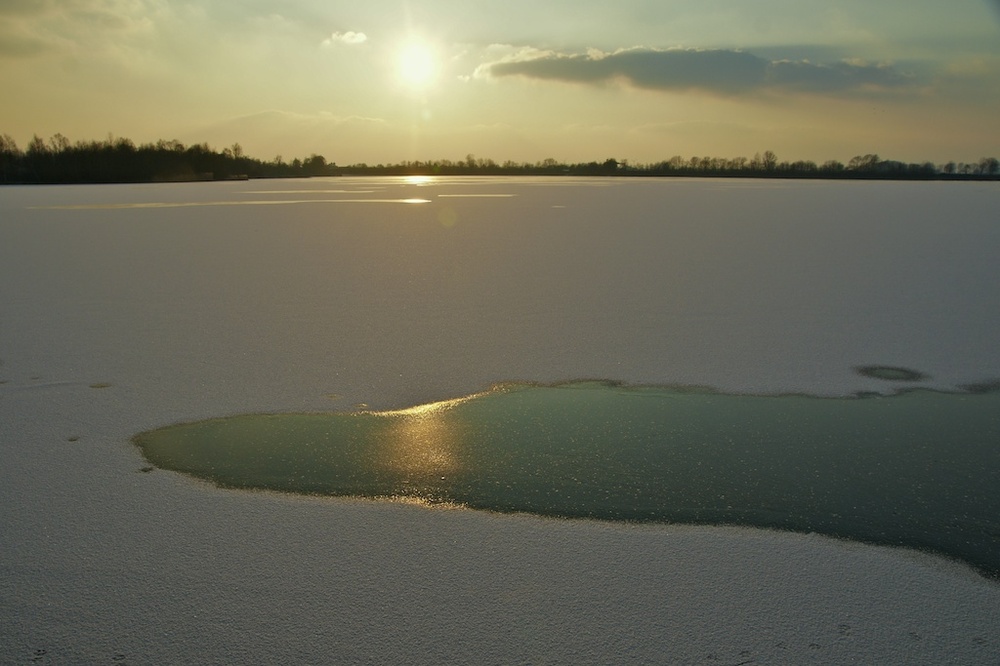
<box><xmin>380</xmin><ymin>412</ymin><xmax>460</xmax><ymax>476</ymax></box>
<box><xmin>372</xmin><ymin>396</ymin><xmax>478</xmax><ymax>478</ymax></box>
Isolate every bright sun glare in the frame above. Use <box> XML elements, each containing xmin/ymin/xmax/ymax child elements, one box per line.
<box><xmin>397</xmin><ymin>41</ymin><xmax>438</xmax><ymax>90</ymax></box>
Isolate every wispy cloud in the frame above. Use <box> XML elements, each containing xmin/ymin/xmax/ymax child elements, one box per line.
<box><xmin>480</xmin><ymin>47</ymin><xmax>917</xmax><ymax>96</ymax></box>
<box><xmin>322</xmin><ymin>31</ymin><xmax>368</xmax><ymax>47</ymax></box>
<box><xmin>0</xmin><ymin>0</ymin><xmax>157</xmax><ymax>60</ymax></box>
<box><xmin>0</xmin><ymin>24</ymin><xmax>50</xmax><ymax>57</ymax></box>
<box><xmin>208</xmin><ymin>110</ymin><xmax>387</xmax><ymax>131</ymax></box>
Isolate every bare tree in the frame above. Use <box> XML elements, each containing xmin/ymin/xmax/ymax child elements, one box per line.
<box><xmin>978</xmin><ymin>157</ymin><xmax>999</xmax><ymax>175</ymax></box>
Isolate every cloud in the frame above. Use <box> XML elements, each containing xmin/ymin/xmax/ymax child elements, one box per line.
<box><xmin>207</xmin><ymin>110</ymin><xmax>386</xmax><ymax>131</ymax></box>
<box><xmin>0</xmin><ymin>0</ymin><xmax>157</xmax><ymax>60</ymax></box>
<box><xmin>0</xmin><ymin>0</ymin><xmax>57</xmax><ymax>16</ymax></box>
<box><xmin>0</xmin><ymin>24</ymin><xmax>50</xmax><ymax>57</ymax></box>
<box><xmin>322</xmin><ymin>31</ymin><xmax>367</xmax><ymax>47</ymax></box>
<box><xmin>480</xmin><ymin>47</ymin><xmax>916</xmax><ymax>96</ymax></box>
<box><xmin>185</xmin><ymin>109</ymin><xmax>398</xmax><ymax>165</ymax></box>
<box><xmin>196</xmin><ymin>110</ymin><xmax>388</xmax><ymax>149</ymax></box>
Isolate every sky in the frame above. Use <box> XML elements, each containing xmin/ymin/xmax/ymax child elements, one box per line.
<box><xmin>2</xmin><ymin>0</ymin><xmax>999</xmax><ymax>166</ymax></box>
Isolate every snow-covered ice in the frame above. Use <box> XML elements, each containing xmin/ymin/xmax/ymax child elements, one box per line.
<box><xmin>2</xmin><ymin>177</ymin><xmax>999</xmax><ymax>664</ymax></box>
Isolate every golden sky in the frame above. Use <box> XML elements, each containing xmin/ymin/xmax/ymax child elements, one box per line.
<box><xmin>2</xmin><ymin>1</ymin><xmax>999</xmax><ymax>165</ymax></box>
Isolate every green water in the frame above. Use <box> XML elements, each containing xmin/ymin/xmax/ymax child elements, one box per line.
<box><xmin>134</xmin><ymin>382</ymin><xmax>1000</xmax><ymax>578</ymax></box>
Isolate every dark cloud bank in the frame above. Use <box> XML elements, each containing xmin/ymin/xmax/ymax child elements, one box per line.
<box><xmin>485</xmin><ymin>48</ymin><xmax>915</xmax><ymax>95</ymax></box>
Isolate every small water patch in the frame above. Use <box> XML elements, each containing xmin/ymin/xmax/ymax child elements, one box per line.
<box><xmin>133</xmin><ymin>381</ymin><xmax>1000</xmax><ymax>579</ymax></box>
<box><xmin>855</xmin><ymin>365</ymin><xmax>928</xmax><ymax>381</ymax></box>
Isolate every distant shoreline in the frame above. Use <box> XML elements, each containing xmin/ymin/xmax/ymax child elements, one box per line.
<box><xmin>340</xmin><ymin>170</ymin><xmax>1000</xmax><ymax>182</ymax></box>
<box><xmin>2</xmin><ymin>133</ymin><xmax>997</xmax><ymax>184</ymax></box>
<box><xmin>4</xmin><ymin>171</ymin><xmax>999</xmax><ymax>185</ymax></box>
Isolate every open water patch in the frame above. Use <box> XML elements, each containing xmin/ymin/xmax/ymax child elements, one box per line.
<box><xmin>855</xmin><ymin>365</ymin><xmax>929</xmax><ymax>382</ymax></box>
<box><xmin>133</xmin><ymin>380</ymin><xmax>1000</xmax><ymax>579</ymax></box>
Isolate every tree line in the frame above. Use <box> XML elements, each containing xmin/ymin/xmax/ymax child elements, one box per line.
<box><xmin>345</xmin><ymin>151</ymin><xmax>1000</xmax><ymax>179</ymax></box>
<box><xmin>2</xmin><ymin>133</ymin><xmax>998</xmax><ymax>184</ymax></box>
<box><xmin>0</xmin><ymin>133</ymin><xmax>334</xmax><ymax>184</ymax></box>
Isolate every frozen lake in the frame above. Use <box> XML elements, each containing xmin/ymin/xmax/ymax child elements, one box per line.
<box><xmin>2</xmin><ymin>177</ymin><xmax>999</xmax><ymax>663</ymax></box>
<box><xmin>4</xmin><ymin>176</ymin><xmax>1000</xmax><ymax>411</ymax></box>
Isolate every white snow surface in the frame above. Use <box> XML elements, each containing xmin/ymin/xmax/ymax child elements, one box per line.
<box><xmin>1</xmin><ymin>177</ymin><xmax>999</xmax><ymax>664</ymax></box>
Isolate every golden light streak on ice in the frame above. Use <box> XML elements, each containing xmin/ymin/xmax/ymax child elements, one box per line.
<box><xmin>34</xmin><ymin>198</ymin><xmax>431</xmax><ymax>209</ymax></box>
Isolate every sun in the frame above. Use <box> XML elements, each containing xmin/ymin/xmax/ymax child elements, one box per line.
<box><xmin>396</xmin><ymin>40</ymin><xmax>439</xmax><ymax>90</ymax></box>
